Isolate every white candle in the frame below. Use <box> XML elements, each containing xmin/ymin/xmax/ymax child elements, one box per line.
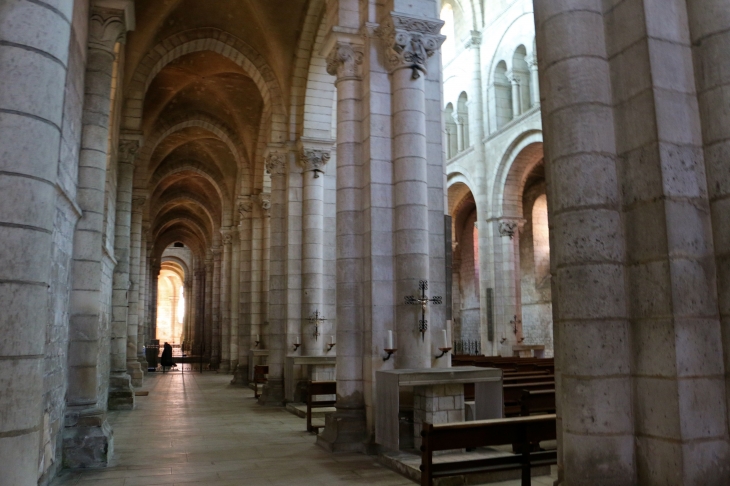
<box><xmin>387</xmin><ymin>330</ymin><xmax>393</xmax><ymax>349</ymax></box>
<box><xmin>330</xmin><ymin>335</ymin><xmax>335</xmax><ymax>344</ymax></box>
<box><xmin>256</xmin><ymin>334</ymin><xmax>259</xmax><ymax>342</ymax></box>
<box><xmin>295</xmin><ymin>335</ymin><xmax>300</xmax><ymax>345</ymax></box>
<box><xmin>442</xmin><ymin>329</ymin><xmax>448</xmax><ymax>349</ymax></box>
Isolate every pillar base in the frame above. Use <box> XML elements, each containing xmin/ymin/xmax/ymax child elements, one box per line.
<box><xmin>317</xmin><ymin>408</ymin><xmax>367</xmax><ymax>453</ymax></box>
<box><xmin>127</xmin><ymin>360</ymin><xmax>144</xmax><ymax>387</ymax></box>
<box><xmin>62</xmin><ymin>409</ymin><xmax>113</xmax><ymax>468</ymax></box>
<box><xmin>138</xmin><ymin>355</ymin><xmax>148</xmax><ymax>373</ymax></box>
<box><xmin>230</xmin><ymin>359</ymin><xmax>238</xmax><ymax>374</ymax></box>
<box><xmin>230</xmin><ymin>365</ymin><xmax>249</xmax><ymax>386</ymax></box>
<box><xmin>108</xmin><ymin>374</ymin><xmax>135</xmax><ymax>410</ymax></box>
<box><xmin>257</xmin><ymin>378</ymin><xmax>285</xmax><ymax>406</ymax></box>
<box><xmin>219</xmin><ymin>360</ymin><xmax>231</xmax><ymax>373</ymax></box>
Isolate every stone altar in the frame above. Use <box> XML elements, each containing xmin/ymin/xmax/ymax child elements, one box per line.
<box><xmin>375</xmin><ymin>367</ymin><xmax>503</xmax><ymax>451</ymax></box>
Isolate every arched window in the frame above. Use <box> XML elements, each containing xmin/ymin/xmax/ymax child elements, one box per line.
<box><xmin>512</xmin><ymin>45</ymin><xmax>531</xmax><ymax>113</ymax></box>
<box><xmin>494</xmin><ymin>61</ymin><xmax>512</xmax><ymax>129</ymax></box>
<box><xmin>532</xmin><ymin>194</ymin><xmax>550</xmax><ymax>284</ymax></box>
<box><xmin>440</xmin><ymin>4</ymin><xmax>456</xmax><ymax>64</ymax></box>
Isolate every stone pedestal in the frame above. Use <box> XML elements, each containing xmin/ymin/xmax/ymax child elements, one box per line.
<box><xmin>108</xmin><ymin>374</ymin><xmax>135</xmax><ymax>410</ymax></box>
<box><xmin>127</xmin><ymin>360</ymin><xmax>144</xmax><ymax>387</ymax></box>
<box><xmin>257</xmin><ymin>377</ymin><xmax>285</xmax><ymax>407</ymax></box>
<box><xmin>62</xmin><ymin>409</ymin><xmax>113</xmax><ymax>469</ymax></box>
<box><xmin>316</xmin><ymin>408</ymin><xmax>367</xmax><ymax>453</ymax></box>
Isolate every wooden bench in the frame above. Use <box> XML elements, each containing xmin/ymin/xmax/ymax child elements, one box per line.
<box><xmin>520</xmin><ymin>389</ymin><xmax>556</xmax><ymax>417</ymax></box>
<box><xmin>420</xmin><ymin>414</ymin><xmax>557</xmax><ymax>486</ymax></box>
<box><xmin>253</xmin><ymin>365</ymin><xmax>268</xmax><ymax>399</ymax></box>
<box><xmin>306</xmin><ymin>380</ymin><xmax>336</xmax><ymax>433</ymax></box>
<box><xmin>504</xmin><ymin>381</ymin><xmax>555</xmax><ymax>416</ymax></box>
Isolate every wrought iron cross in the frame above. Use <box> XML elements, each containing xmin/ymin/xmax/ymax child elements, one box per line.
<box><xmin>308</xmin><ymin>309</ymin><xmax>326</xmax><ymax>341</ymax></box>
<box><xmin>405</xmin><ymin>280</ymin><xmax>442</xmax><ymax>341</ymax></box>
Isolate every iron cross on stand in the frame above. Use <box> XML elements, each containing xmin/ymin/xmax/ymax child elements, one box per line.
<box><xmin>405</xmin><ymin>280</ymin><xmax>442</xmax><ymax>341</ymax></box>
<box><xmin>308</xmin><ymin>309</ymin><xmax>326</xmax><ymax>341</ymax></box>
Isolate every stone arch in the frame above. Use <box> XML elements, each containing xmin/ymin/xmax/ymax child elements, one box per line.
<box><xmin>287</xmin><ymin>0</ymin><xmax>326</xmax><ymax>140</ymax></box>
<box><xmin>122</xmin><ymin>28</ymin><xmax>287</xmax><ymax>144</ymax></box>
<box><xmin>492</xmin><ymin>130</ymin><xmax>543</xmax><ymax>218</ymax></box>
<box><xmin>154</xmin><ymin>228</ymin><xmax>207</xmax><ymax>260</ymax></box>
<box><xmin>153</xmin><ymin>214</ymin><xmax>212</xmax><ymax>249</ymax></box>
<box><xmin>151</xmin><ymin>192</ymin><xmax>219</xmax><ymax>234</ymax></box>
<box><xmin>149</xmin><ymin>160</ymin><xmax>231</xmax><ymax>204</ymax></box>
<box><xmin>137</xmin><ymin>113</ymin><xmax>249</xmax><ymax>183</ymax></box>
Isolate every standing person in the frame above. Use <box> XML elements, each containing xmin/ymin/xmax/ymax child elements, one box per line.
<box><xmin>161</xmin><ymin>342</ymin><xmax>174</xmax><ymax>373</ymax></box>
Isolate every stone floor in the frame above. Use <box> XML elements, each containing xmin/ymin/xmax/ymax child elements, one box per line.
<box><xmin>52</xmin><ymin>372</ymin><xmax>557</xmax><ymax>485</ymax></box>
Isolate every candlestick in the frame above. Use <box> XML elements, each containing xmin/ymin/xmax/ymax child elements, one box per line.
<box><xmin>442</xmin><ymin>329</ymin><xmax>448</xmax><ymax>349</ymax></box>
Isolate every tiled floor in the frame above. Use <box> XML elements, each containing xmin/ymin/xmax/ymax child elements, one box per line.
<box><xmin>52</xmin><ymin>372</ymin><xmax>556</xmax><ymax>486</ymax></box>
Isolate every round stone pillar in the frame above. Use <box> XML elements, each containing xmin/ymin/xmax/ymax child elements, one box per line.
<box><xmin>299</xmin><ymin>144</ymin><xmax>330</xmax><ymax>356</ymax></box>
<box><xmin>204</xmin><ymin>256</ymin><xmax>213</xmax><ymax>362</ymax></box>
<box><xmin>382</xmin><ymin>13</ymin><xmax>444</xmax><ymax>369</ymax></box>
<box><xmin>0</xmin><ymin>0</ymin><xmax>74</xmax><ymax>479</ymax></box>
<box><xmin>258</xmin><ymin>150</ymin><xmax>288</xmax><ymax>405</ymax></box>
<box><xmin>219</xmin><ymin>229</ymin><xmax>233</xmax><ymax>372</ymax></box>
<box><xmin>506</xmin><ymin>70</ymin><xmax>521</xmax><ymax>117</ymax></box>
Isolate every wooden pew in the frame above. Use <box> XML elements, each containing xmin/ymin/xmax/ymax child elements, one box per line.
<box><xmin>420</xmin><ymin>414</ymin><xmax>557</xmax><ymax>486</ymax></box>
<box><xmin>306</xmin><ymin>380</ymin><xmax>336</xmax><ymax>433</ymax></box>
<box><xmin>504</xmin><ymin>381</ymin><xmax>555</xmax><ymax>416</ymax></box>
<box><xmin>520</xmin><ymin>389</ymin><xmax>556</xmax><ymax>417</ymax></box>
<box><xmin>253</xmin><ymin>365</ymin><xmax>268</xmax><ymax>399</ymax></box>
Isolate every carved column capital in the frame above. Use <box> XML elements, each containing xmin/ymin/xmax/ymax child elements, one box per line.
<box><xmin>220</xmin><ymin>227</ymin><xmax>234</xmax><ymax>246</ymax></box>
<box><xmin>118</xmin><ymin>139</ymin><xmax>140</xmax><ymax>164</ymax></box>
<box><xmin>88</xmin><ymin>6</ymin><xmax>130</xmax><ymax>53</ymax></box>
<box><xmin>265</xmin><ymin>151</ymin><xmax>287</xmax><ymax>177</ymax></box>
<box><xmin>255</xmin><ymin>193</ymin><xmax>271</xmax><ymax>211</ymax></box>
<box><xmin>465</xmin><ymin>30</ymin><xmax>482</xmax><ymax>49</ymax></box>
<box><xmin>497</xmin><ymin>219</ymin><xmax>525</xmax><ymax>240</ymax></box>
<box><xmin>238</xmin><ymin>196</ymin><xmax>253</xmax><ymax>217</ymax></box>
<box><xmin>505</xmin><ymin>70</ymin><xmax>521</xmax><ymax>85</ymax></box>
<box><xmin>326</xmin><ymin>42</ymin><xmax>364</xmax><ymax>80</ymax></box>
<box><xmin>297</xmin><ymin>138</ymin><xmax>333</xmax><ymax>177</ymax></box>
<box><xmin>528</xmin><ymin>56</ymin><xmax>538</xmax><ymax>70</ymax></box>
<box><xmin>131</xmin><ymin>194</ymin><xmax>146</xmax><ymax>211</ymax></box>
<box><xmin>379</xmin><ymin>12</ymin><xmax>445</xmax><ymax>78</ymax></box>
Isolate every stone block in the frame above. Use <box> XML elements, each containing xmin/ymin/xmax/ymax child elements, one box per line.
<box><xmin>562</xmin><ymin>431</ymin><xmax>636</xmax><ymax>485</ymax></box>
<box><xmin>62</xmin><ymin>418</ymin><xmax>113</xmax><ymax>469</ymax></box>
<box><xmin>560</xmin><ymin>375</ymin><xmax>633</xmax><ymax>435</ymax></box>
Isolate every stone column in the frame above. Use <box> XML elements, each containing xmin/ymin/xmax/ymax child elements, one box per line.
<box><xmin>534</xmin><ymin>2</ymin><xmax>633</xmax><ymax>483</ymax></box>
<box><xmin>63</xmin><ymin>5</ymin><xmax>133</xmax><ymax>468</ymax></box>
<box><xmin>210</xmin><ymin>246</ymin><xmax>222</xmax><ymax>368</ymax></box>
<box><xmin>109</xmin><ymin>138</ymin><xmax>140</xmax><ymax>409</ymax></box>
<box><xmin>382</xmin><ymin>12</ymin><xmax>444</xmax><ymax>369</ymax></box>
<box><xmin>128</xmin><ymin>194</ymin><xmax>146</xmax><ymax>384</ymax></box>
<box><xmin>259</xmin><ymin>150</ymin><xmax>288</xmax><ymax>405</ymax></box>
<box><xmin>232</xmin><ymin>198</ymin><xmax>253</xmax><ymax>384</ymax></box>
<box><xmin>686</xmin><ymin>0</ymin><xmax>730</xmax><ymax>437</ymax></box>
<box><xmin>137</xmin><ymin>228</ymin><xmax>150</xmax><ymax>362</ymax></box>
<box><xmin>453</xmin><ymin>113</ymin><xmax>465</xmax><ymax>153</ymax></box>
<box><xmin>505</xmin><ymin>69</ymin><xmax>521</xmax><ymax>117</ymax></box>
<box><xmin>299</xmin><ymin>142</ymin><xmax>331</xmax><ymax>356</ymax></box>
<box><xmin>193</xmin><ymin>267</ymin><xmax>205</xmax><ymax>354</ymax></box>
<box><xmin>149</xmin><ymin>260</ymin><xmax>161</xmax><ymax>341</ymax></box>
<box><xmin>0</xmin><ymin>0</ymin><xmax>73</xmax><ymax>478</ymax></box>
<box><xmin>229</xmin><ymin>230</ymin><xmax>241</xmax><ymax>373</ymax></box>
<box><xmin>318</xmin><ymin>39</ymin><xmax>367</xmax><ymax>452</ymax></box>
<box><xmin>219</xmin><ymin>229</ymin><xmax>233</xmax><ymax>372</ymax></box>
<box><xmin>262</xmin><ymin>194</ymin><xmax>271</xmax><ymax>328</ymax></box>
<box><xmin>493</xmin><ymin>218</ymin><xmax>523</xmax><ymax>351</ymax></box>
<box><xmin>527</xmin><ymin>56</ymin><xmax>539</xmax><ymax>108</ymax></box>
<box><xmin>204</xmin><ymin>256</ymin><xmax>213</xmax><ymax>362</ymax></box>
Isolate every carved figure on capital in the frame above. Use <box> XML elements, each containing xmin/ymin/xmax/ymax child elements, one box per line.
<box><xmin>238</xmin><ymin>196</ymin><xmax>253</xmax><ymax>217</ymax></box>
<box><xmin>326</xmin><ymin>42</ymin><xmax>364</xmax><ymax>80</ymax></box>
<box><xmin>89</xmin><ymin>7</ymin><xmax>128</xmax><ymax>53</ymax></box>
<box><xmin>265</xmin><ymin>152</ymin><xmax>287</xmax><ymax>177</ymax></box>
<box><xmin>498</xmin><ymin>220</ymin><xmax>523</xmax><ymax>240</ymax></box>
<box><xmin>220</xmin><ymin>229</ymin><xmax>234</xmax><ymax>246</ymax></box>
<box><xmin>379</xmin><ymin>13</ymin><xmax>445</xmax><ymax>78</ymax></box>
<box><xmin>255</xmin><ymin>193</ymin><xmax>271</xmax><ymax>211</ymax></box>
<box><xmin>118</xmin><ymin>140</ymin><xmax>140</xmax><ymax>164</ymax></box>
<box><xmin>132</xmin><ymin>195</ymin><xmax>146</xmax><ymax>211</ymax></box>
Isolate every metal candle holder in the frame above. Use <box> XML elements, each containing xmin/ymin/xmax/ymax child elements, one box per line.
<box><xmin>327</xmin><ymin>342</ymin><xmax>336</xmax><ymax>351</ymax></box>
<box><xmin>293</xmin><ymin>343</ymin><xmax>301</xmax><ymax>351</ymax></box>
<box><xmin>435</xmin><ymin>347</ymin><xmax>452</xmax><ymax>359</ymax></box>
<box><xmin>383</xmin><ymin>348</ymin><xmax>397</xmax><ymax>361</ymax></box>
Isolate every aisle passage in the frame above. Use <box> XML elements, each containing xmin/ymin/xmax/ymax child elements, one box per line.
<box><xmin>52</xmin><ymin>373</ymin><xmax>411</xmax><ymax>486</ymax></box>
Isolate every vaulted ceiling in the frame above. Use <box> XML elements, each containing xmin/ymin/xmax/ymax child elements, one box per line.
<box><xmin>125</xmin><ymin>0</ymin><xmax>313</xmax><ymax>262</ymax></box>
